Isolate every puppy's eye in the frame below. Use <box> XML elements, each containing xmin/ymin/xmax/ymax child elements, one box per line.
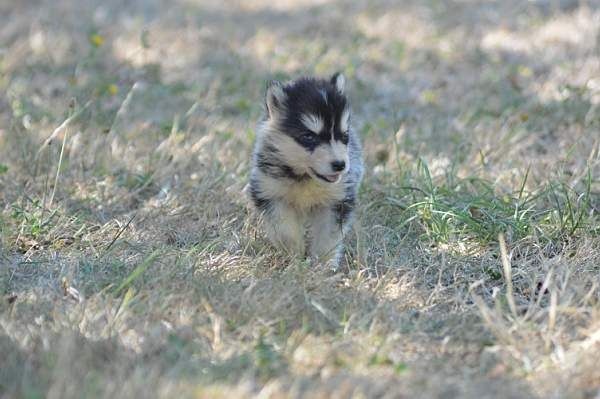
<box><xmin>301</xmin><ymin>133</ymin><xmax>318</xmax><ymax>143</ymax></box>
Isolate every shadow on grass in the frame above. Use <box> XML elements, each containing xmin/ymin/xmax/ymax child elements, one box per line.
<box><xmin>0</xmin><ymin>259</ymin><xmax>540</xmax><ymax>398</ymax></box>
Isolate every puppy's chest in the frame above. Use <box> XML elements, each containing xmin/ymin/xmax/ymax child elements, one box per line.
<box><xmin>282</xmin><ymin>179</ymin><xmax>345</xmax><ymax>209</ymax></box>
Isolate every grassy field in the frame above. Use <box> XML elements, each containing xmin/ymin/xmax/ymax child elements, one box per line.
<box><xmin>1</xmin><ymin>0</ymin><xmax>600</xmax><ymax>397</ymax></box>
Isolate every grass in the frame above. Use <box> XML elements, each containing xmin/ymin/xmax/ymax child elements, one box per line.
<box><xmin>373</xmin><ymin>160</ymin><xmax>597</xmax><ymax>247</ymax></box>
<box><xmin>1</xmin><ymin>0</ymin><xmax>600</xmax><ymax>398</ymax></box>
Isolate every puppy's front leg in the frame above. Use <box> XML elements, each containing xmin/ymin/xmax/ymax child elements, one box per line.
<box><xmin>263</xmin><ymin>202</ymin><xmax>305</xmax><ymax>256</ymax></box>
<box><xmin>307</xmin><ymin>206</ymin><xmax>345</xmax><ymax>268</ymax></box>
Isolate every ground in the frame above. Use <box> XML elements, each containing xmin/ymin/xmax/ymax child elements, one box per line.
<box><xmin>1</xmin><ymin>0</ymin><xmax>600</xmax><ymax>398</ymax></box>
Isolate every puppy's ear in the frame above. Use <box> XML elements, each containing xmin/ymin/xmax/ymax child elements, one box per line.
<box><xmin>265</xmin><ymin>80</ymin><xmax>286</xmax><ymax>118</ymax></box>
<box><xmin>330</xmin><ymin>72</ymin><xmax>345</xmax><ymax>94</ymax></box>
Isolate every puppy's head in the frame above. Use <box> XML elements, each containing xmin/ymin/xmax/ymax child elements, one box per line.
<box><xmin>263</xmin><ymin>73</ymin><xmax>350</xmax><ymax>184</ymax></box>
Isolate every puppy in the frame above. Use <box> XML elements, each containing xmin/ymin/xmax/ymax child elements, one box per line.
<box><xmin>249</xmin><ymin>73</ymin><xmax>364</xmax><ymax>267</ymax></box>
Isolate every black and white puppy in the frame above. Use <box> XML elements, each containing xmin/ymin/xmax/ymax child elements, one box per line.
<box><xmin>249</xmin><ymin>73</ymin><xmax>364</xmax><ymax>267</ymax></box>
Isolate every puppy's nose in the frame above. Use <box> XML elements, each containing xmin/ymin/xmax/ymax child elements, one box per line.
<box><xmin>331</xmin><ymin>160</ymin><xmax>346</xmax><ymax>172</ymax></box>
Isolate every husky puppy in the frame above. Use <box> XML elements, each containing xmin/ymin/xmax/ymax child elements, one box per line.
<box><xmin>249</xmin><ymin>73</ymin><xmax>364</xmax><ymax>267</ymax></box>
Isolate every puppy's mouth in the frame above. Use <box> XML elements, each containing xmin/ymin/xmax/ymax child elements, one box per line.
<box><xmin>311</xmin><ymin>169</ymin><xmax>342</xmax><ymax>183</ymax></box>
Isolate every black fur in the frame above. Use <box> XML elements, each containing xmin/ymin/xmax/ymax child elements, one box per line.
<box><xmin>333</xmin><ymin>195</ymin><xmax>355</xmax><ymax>226</ymax></box>
<box><xmin>249</xmin><ymin>180</ymin><xmax>272</xmax><ymax>212</ymax></box>
<box><xmin>272</xmin><ymin>77</ymin><xmax>349</xmax><ymax>151</ymax></box>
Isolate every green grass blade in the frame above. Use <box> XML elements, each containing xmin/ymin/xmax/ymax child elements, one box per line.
<box><xmin>113</xmin><ymin>250</ymin><xmax>161</xmax><ymax>295</ymax></box>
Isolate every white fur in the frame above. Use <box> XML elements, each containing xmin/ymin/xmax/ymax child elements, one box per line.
<box><xmin>340</xmin><ymin>108</ymin><xmax>350</xmax><ymax>133</ymax></box>
<box><xmin>263</xmin><ymin>201</ymin><xmax>305</xmax><ymax>255</ymax></box>
<box><xmin>330</xmin><ymin>140</ymin><xmax>349</xmax><ymax>171</ymax></box>
<box><xmin>333</xmin><ymin>74</ymin><xmax>345</xmax><ymax>94</ymax></box>
<box><xmin>308</xmin><ymin>207</ymin><xmax>345</xmax><ymax>266</ymax></box>
<box><xmin>301</xmin><ymin>113</ymin><xmax>324</xmax><ymax>134</ymax></box>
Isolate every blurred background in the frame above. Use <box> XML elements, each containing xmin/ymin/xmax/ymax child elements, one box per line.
<box><xmin>2</xmin><ymin>0</ymin><xmax>599</xmax><ymax>189</ymax></box>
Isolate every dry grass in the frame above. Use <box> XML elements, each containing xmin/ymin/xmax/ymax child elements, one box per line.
<box><xmin>1</xmin><ymin>0</ymin><xmax>600</xmax><ymax>398</ymax></box>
